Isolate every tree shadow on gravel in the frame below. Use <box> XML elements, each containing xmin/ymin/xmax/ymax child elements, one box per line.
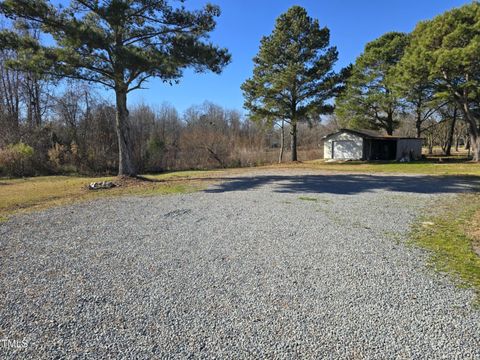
<box><xmin>204</xmin><ymin>174</ymin><xmax>480</xmax><ymax>195</ymax></box>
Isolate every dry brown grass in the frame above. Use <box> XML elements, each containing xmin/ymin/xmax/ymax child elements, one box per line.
<box><xmin>0</xmin><ymin>174</ymin><xmax>212</xmax><ymax>221</ymax></box>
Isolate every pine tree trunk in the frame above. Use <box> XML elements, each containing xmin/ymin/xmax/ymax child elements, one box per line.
<box><xmin>115</xmin><ymin>89</ymin><xmax>136</xmax><ymax>176</ymax></box>
<box><xmin>471</xmin><ymin>134</ymin><xmax>480</xmax><ymax>162</ymax></box>
<box><xmin>386</xmin><ymin>113</ymin><xmax>394</xmax><ymax>136</ymax></box>
<box><xmin>444</xmin><ymin>107</ymin><xmax>457</xmax><ymax>156</ymax></box>
<box><xmin>290</xmin><ymin>123</ymin><xmax>297</xmax><ymax>162</ymax></box>
<box><xmin>416</xmin><ymin>114</ymin><xmax>422</xmax><ymax>138</ymax></box>
<box><xmin>278</xmin><ymin>120</ymin><xmax>285</xmax><ymax>163</ymax></box>
<box><xmin>456</xmin><ymin>100</ymin><xmax>480</xmax><ymax>161</ymax></box>
<box><xmin>33</xmin><ymin>79</ymin><xmax>42</xmax><ymax>127</ymax></box>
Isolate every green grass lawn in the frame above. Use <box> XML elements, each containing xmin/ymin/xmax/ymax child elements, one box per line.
<box><xmin>292</xmin><ymin>159</ymin><xmax>480</xmax><ymax>176</ymax></box>
<box><xmin>410</xmin><ymin>193</ymin><xmax>480</xmax><ymax>303</ymax></box>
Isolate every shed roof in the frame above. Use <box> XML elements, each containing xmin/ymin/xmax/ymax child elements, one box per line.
<box><xmin>323</xmin><ymin>129</ymin><xmax>422</xmax><ymax>141</ymax></box>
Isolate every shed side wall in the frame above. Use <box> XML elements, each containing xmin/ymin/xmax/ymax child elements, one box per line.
<box><xmin>396</xmin><ymin>139</ymin><xmax>423</xmax><ymax>160</ymax></box>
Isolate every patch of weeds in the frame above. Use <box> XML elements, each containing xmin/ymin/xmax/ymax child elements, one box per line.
<box><xmin>298</xmin><ymin>196</ymin><xmax>317</xmax><ymax>202</ymax></box>
<box><xmin>348</xmin><ymin>220</ymin><xmax>374</xmax><ymax>231</ymax></box>
<box><xmin>119</xmin><ymin>183</ymin><xmax>198</xmax><ymax>197</ymax></box>
<box><xmin>410</xmin><ymin>193</ymin><xmax>480</xmax><ymax>303</ymax></box>
<box><xmin>383</xmin><ymin>230</ymin><xmax>404</xmax><ymax>245</ymax></box>
<box><xmin>317</xmin><ymin>198</ymin><xmax>332</xmax><ymax>204</ymax></box>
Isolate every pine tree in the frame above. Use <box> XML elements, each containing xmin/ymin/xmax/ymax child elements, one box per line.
<box><xmin>400</xmin><ymin>2</ymin><xmax>480</xmax><ymax>161</ymax></box>
<box><xmin>335</xmin><ymin>32</ymin><xmax>409</xmax><ymax>135</ymax></box>
<box><xmin>0</xmin><ymin>0</ymin><xmax>231</xmax><ymax>175</ymax></box>
<box><xmin>241</xmin><ymin>6</ymin><xmax>343</xmax><ymax>161</ymax></box>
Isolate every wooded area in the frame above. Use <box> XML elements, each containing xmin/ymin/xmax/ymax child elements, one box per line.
<box><xmin>0</xmin><ymin>1</ymin><xmax>478</xmax><ymax>178</ymax></box>
<box><xmin>0</xmin><ymin>74</ymin><xmax>329</xmax><ymax>176</ymax></box>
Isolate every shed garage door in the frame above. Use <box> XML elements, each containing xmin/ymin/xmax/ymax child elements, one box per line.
<box><xmin>332</xmin><ymin>140</ymin><xmax>362</xmax><ymax>160</ymax></box>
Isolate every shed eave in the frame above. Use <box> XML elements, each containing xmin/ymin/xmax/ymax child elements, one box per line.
<box><xmin>323</xmin><ymin>129</ymin><xmax>423</xmax><ymax>141</ymax></box>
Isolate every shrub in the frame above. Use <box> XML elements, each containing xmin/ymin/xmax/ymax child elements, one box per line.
<box><xmin>48</xmin><ymin>143</ymin><xmax>67</xmax><ymax>170</ymax></box>
<box><xmin>146</xmin><ymin>136</ymin><xmax>165</xmax><ymax>171</ymax></box>
<box><xmin>0</xmin><ymin>142</ymin><xmax>35</xmax><ymax>177</ymax></box>
<box><xmin>48</xmin><ymin>143</ymin><xmax>82</xmax><ymax>174</ymax></box>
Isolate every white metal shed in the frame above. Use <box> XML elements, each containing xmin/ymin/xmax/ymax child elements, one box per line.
<box><xmin>323</xmin><ymin>129</ymin><xmax>423</xmax><ymax>161</ymax></box>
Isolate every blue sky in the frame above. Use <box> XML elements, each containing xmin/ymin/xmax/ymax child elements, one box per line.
<box><xmin>83</xmin><ymin>1</ymin><xmax>472</xmax><ymax>112</ymax></box>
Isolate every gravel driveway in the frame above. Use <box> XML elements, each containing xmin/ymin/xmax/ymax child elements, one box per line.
<box><xmin>1</xmin><ymin>171</ymin><xmax>480</xmax><ymax>358</ymax></box>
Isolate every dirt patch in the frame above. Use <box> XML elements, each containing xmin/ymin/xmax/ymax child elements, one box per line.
<box><xmin>114</xmin><ymin>175</ymin><xmax>154</xmax><ymax>187</ymax></box>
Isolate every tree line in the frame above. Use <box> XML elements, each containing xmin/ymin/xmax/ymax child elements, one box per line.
<box><xmin>0</xmin><ymin>1</ymin><xmax>478</xmax><ymax>177</ymax></box>
<box><xmin>243</xmin><ymin>3</ymin><xmax>479</xmax><ymax>161</ymax></box>
<box><xmin>335</xmin><ymin>2</ymin><xmax>480</xmax><ymax>160</ymax></box>
<box><xmin>0</xmin><ymin>73</ymin><xmax>328</xmax><ymax>176</ymax></box>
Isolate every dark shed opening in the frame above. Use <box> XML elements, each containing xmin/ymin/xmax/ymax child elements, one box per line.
<box><xmin>363</xmin><ymin>139</ymin><xmax>397</xmax><ymax>160</ymax></box>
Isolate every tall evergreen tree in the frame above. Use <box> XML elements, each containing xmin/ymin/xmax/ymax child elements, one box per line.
<box><xmin>241</xmin><ymin>6</ymin><xmax>343</xmax><ymax>161</ymax></box>
<box><xmin>0</xmin><ymin>0</ymin><xmax>231</xmax><ymax>176</ymax></box>
<box><xmin>335</xmin><ymin>32</ymin><xmax>409</xmax><ymax>135</ymax></box>
<box><xmin>400</xmin><ymin>2</ymin><xmax>480</xmax><ymax>161</ymax></box>
<box><xmin>394</xmin><ymin>51</ymin><xmax>447</xmax><ymax>139</ymax></box>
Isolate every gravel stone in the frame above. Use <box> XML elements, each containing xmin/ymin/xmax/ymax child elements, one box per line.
<box><xmin>1</xmin><ymin>170</ymin><xmax>479</xmax><ymax>358</ymax></box>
